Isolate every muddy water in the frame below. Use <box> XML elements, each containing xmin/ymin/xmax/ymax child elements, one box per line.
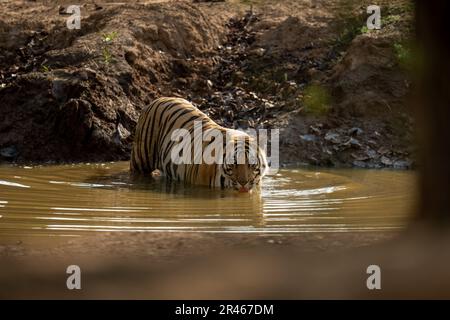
<box><xmin>0</xmin><ymin>162</ymin><xmax>416</xmax><ymax>240</ymax></box>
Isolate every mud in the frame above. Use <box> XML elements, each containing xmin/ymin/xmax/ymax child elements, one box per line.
<box><xmin>0</xmin><ymin>0</ymin><xmax>415</xmax><ymax>168</ymax></box>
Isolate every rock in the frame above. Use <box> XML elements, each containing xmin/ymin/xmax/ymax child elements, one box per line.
<box><xmin>381</xmin><ymin>156</ymin><xmax>393</xmax><ymax>166</ymax></box>
<box><xmin>351</xmin><ymin>153</ymin><xmax>369</xmax><ymax>161</ymax></box>
<box><xmin>0</xmin><ymin>146</ymin><xmax>18</xmax><ymax>159</ymax></box>
<box><xmin>366</xmin><ymin>148</ymin><xmax>378</xmax><ymax>159</ymax></box>
<box><xmin>343</xmin><ymin>137</ymin><xmax>361</xmax><ymax>148</ymax></box>
<box><xmin>249</xmin><ymin>92</ymin><xmax>258</xmax><ymax>99</ymax></box>
<box><xmin>263</xmin><ymin>101</ymin><xmax>274</xmax><ymax>109</ymax></box>
<box><xmin>176</xmin><ymin>78</ymin><xmax>188</xmax><ymax>86</ymax></box>
<box><xmin>377</xmin><ymin>146</ymin><xmax>390</xmax><ymax>155</ymax></box>
<box><xmin>58</xmin><ymin>6</ymin><xmax>70</xmax><ymax>15</ymax></box>
<box><xmin>300</xmin><ymin>134</ymin><xmax>317</xmax><ymax>142</ymax></box>
<box><xmin>324</xmin><ymin>131</ymin><xmax>342</xmax><ymax>144</ymax></box>
<box><xmin>393</xmin><ymin>160</ymin><xmax>412</xmax><ymax>169</ymax></box>
<box><xmin>57</xmin><ymin>99</ymin><xmax>93</xmax><ymax>144</ymax></box>
<box><xmin>353</xmin><ymin>160</ymin><xmax>367</xmax><ymax>168</ymax></box>
<box><xmin>322</xmin><ymin>147</ymin><xmax>333</xmax><ymax>155</ymax></box>
<box><xmin>309</xmin><ymin>125</ymin><xmax>322</xmax><ymax>135</ymax></box>
<box><xmin>51</xmin><ymin>79</ymin><xmax>66</xmax><ymax>102</ymax></box>
<box><xmin>114</xmin><ymin>123</ymin><xmax>131</xmax><ymax>144</ymax></box>
<box><xmin>51</xmin><ymin>77</ymin><xmax>83</xmax><ymax>103</ymax></box>
<box><xmin>90</xmin><ymin>126</ymin><xmax>111</xmax><ymax>147</ymax></box>
<box><xmin>250</xmin><ymin>47</ymin><xmax>266</xmax><ymax>57</ymax></box>
<box><xmin>348</xmin><ymin>127</ymin><xmax>363</xmax><ymax>136</ymax></box>
<box><xmin>234</xmin><ymin>71</ymin><xmax>244</xmax><ymax>81</ymax></box>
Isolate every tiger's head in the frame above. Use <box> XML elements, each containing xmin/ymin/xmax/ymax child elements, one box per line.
<box><xmin>221</xmin><ymin>135</ymin><xmax>268</xmax><ymax>192</ymax></box>
<box><xmin>222</xmin><ymin>162</ymin><xmax>266</xmax><ymax>192</ymax></box>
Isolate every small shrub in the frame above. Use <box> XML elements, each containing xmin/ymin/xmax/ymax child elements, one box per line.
<box><xmin>303</xmin><ymin>84</ymin><xmax>331</xmax><ymax>115</ymax></box>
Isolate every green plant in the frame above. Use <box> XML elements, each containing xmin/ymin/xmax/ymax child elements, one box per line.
<box><xmin>332</xmin><ymin>0</ymin><xmax>365</xmax><ymax>47</ymax></box>
<box><xmin>41</xmin><ymin>65</ymin><xmax>51</xmax><ymax>72</ymax></box>
<box><xmin>360</xmin><ymin>25</ymin><xmax>369</xmax><ymax>34</ymax></box>
<box><xmin>102</xmin><ymin>31</ymin><xmax>118</xmax><ymax>43</ymax></box>
<box><xmin>382</xmin><ymin>14</ymin><xmax>401</xmax><ymax>26</ymax></box>
<box><xmin>302</xmin><ymin>84</ymin><xmax>331</xmax><ymax>115</ymax></box>
<box><xmin>394</xmin><ymin>42</ymin><xmax>413</xmax><ymax>69</ymax></box>
<box><xmin>100</xmin><ymin>31</ymin><xmax>118</xmax><ymax>65</ymax></box>
<box><xmin>335</xmin><ymin>24</ymin><xmax>361</xmax><ymax>49</ymax></box>
<box><xmin>102</xmin><ymin>47</ymin><xmax>113</xmax><ymax>65</ymax></box>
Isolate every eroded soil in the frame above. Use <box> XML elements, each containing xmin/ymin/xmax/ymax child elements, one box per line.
<box><xmin>0</xmin><ymin>0</ymin><xmax>415</xmax><ymax>168</ymax></box>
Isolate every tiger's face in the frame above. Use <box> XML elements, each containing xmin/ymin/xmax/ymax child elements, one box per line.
<box><xmin>220</xmin><ymin>133</ymin><xmax>268</xmax><ymax>192</ymax></box>
<box><xmin>222</xmin><ymin>162</ymin><xmax>266</xmax><ymax>192</ymax></box>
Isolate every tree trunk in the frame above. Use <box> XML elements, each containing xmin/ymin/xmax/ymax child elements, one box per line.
<box><xmin>415</xmin><ymin>1</ymin><xmax>450</xmax><ymax>223</ymax></box>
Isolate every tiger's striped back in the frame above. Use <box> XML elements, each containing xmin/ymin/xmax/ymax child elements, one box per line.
<box><xmin>131</xmin><ymin>97</ymin><xmax>268</xmax><ymax>189</ymax></box>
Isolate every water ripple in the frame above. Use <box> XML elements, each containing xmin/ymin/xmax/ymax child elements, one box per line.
<box><xmin>0</xmin><ymin>162</ymin><xmax>416</xmax><ymax>236</ymax></box>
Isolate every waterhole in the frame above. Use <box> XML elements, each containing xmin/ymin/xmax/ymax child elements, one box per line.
<box><xmin>0</xmin><ymin>162</ymin><xmax>416</xmax><ymax>239</ymax></box>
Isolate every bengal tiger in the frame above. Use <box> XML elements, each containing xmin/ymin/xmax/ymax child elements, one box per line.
<box><xmin>130</xmin><ymin>97</ymin><xmax>268</xmax><ymax>192</ymax></box>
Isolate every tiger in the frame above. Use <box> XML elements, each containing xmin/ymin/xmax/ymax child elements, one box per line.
<box><xmin>130</xmin><ymin>97</ymin><xmax>268</xmax><ymax>192</ymax></box>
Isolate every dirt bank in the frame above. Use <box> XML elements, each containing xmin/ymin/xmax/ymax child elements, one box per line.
<box><xmin>0</xmin><ymin>230</ymin><xmax>398</xmax><ymax>298</ymax></box>
<box><xmin>0</xmin><ymin>0</ymin><xmax>415</xmax><ymax>168</ymax></box>
<box><xmin>2</xmin><ymin>228</ymin><xmax>450</xmax><ymax>299</ymax></box>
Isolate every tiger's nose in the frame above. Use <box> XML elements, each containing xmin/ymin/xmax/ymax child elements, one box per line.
<box><xmin>237</xmin><ymin>179</ymin><xmax>248</xmax><ymax>186</ymax></box>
